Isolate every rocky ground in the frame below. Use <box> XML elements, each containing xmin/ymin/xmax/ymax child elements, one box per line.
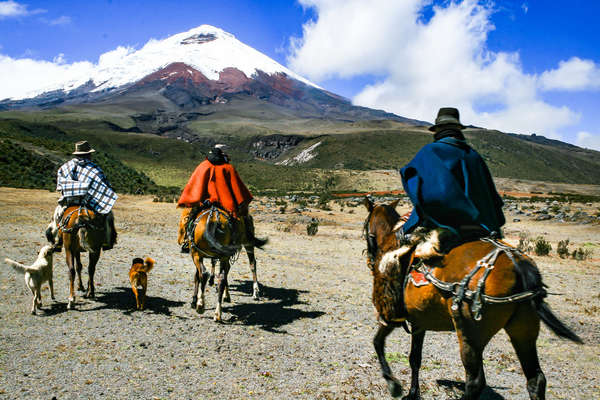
<box><xmin>0</xmin><ymin>187</ymin><xmax>598</xmax><ymax>400</ymax></box>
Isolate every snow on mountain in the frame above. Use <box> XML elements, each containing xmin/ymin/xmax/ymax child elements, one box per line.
<box><xmin>15</xmin><ymin>25</ymin><xmax>319</xmax><ymax>100</ymax></box>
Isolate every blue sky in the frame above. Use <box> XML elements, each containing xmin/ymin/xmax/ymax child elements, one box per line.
<box><xmin>1</xmin><ymin>0</ymin><xmax>599</xmax><ymax>150</ymax></box>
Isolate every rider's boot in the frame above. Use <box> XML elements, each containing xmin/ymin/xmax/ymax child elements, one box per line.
<box><xmin>181</xmin><ymin>207</ymin><xmax>200</xmax><ymax>253</ymax></box>
<box><xmin>102</xmin><ymin>212</ymin><xmax>117</xmax><ymax>251</ymax></box>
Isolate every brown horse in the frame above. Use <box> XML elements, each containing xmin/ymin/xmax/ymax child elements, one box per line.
<box><xmin>363</xmin><ymin>198</ymin><xmax>582</xmax><ymax>399</ymax></box>
<box><xmin>58</xmin><ymin>206</ymin><xmax>106</xmax><ymax>310</ymax></box>
<box><xmin>178</xmin><ymin>206</ymin><xmax>266</xmax><ymax>322</ymax></box>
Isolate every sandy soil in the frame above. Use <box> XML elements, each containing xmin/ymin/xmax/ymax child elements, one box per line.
<box><xmin>0</xmin><ymin>187</ymin><xmax>598</xmax><ymax>399</ymax></box>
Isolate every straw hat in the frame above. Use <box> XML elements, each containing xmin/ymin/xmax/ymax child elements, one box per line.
<box><xmin>72</xmin><ymin>141</ymin><xmax>96</xmax><ymax>155</ymax></box>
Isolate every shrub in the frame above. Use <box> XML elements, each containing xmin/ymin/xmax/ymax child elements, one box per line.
<box><xmin>572</xmin><ymin>247</ymin><xmax>593</xmax><ymax>261</ymax></box>
<box><xmin>534</xmin><ymin>237</ymin><xmax>552</xmax><ymax>256</ymax></box>
<box><xmin>306</xmin><ymin>218</ymin><xmax>319</xmax><ymax>236</ymax></box>
<box><xmin>517</xmin><ymin>232</ymin><xmax>532</xmax><ymax>253</ymax></box>
<box><xmin>557</xmin><ymin>239</ymin><xmax>570</xmax><ymax>259</ymax></box>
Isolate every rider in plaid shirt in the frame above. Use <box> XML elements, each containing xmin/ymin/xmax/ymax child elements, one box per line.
<box><xmin>46</xmin><ymin>141</ymin><xmax>118</xmax><ymax>251</ymax></box>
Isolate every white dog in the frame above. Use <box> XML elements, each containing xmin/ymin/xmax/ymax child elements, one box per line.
<box><xmin>5</xmin><ymin>245</ymin><xmax>55</xmax><ymax>314</ymax></box>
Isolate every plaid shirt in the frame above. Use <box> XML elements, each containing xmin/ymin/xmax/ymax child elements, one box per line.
<box><xmin>56</xmin><ymin>158</ymin><xmax>118</xmax><ymax>214</ymax></box>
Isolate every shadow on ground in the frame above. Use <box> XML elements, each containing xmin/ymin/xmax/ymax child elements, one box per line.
<box><xmin>436</xmin><ymin>380</ymin><xmax>506</xmax><ymax>400</ymax></box>
<box><xmin>224</xmin><ymin>280</ymin><xmax>325</xmax><ymax>333</ymax></box>
<box><xmin>85</xmin><ymin>287</ymin><xmax>186</xmax><ymax>317</ymax></box>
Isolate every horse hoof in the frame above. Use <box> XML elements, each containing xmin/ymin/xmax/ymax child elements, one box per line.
<box><xmin>214</xmin><ymin>313</ymin><xmax>221</xmax><ymax>322</ymax></box>
<box><xmin>208</xmin><ymin>275</ymin><xmax>215</xmax><ymax>286</ymax></box>
<box><xmin>387</xmin><ymin>378</ymin><xmax>403</xmax><ymax>398</ymax></box>
<box><xmin>223</xmin><ymin>295</ymin><xmax>231</xmax><ymax>303</ymax></box>
<box><xmin>67</xmin><ymin>301</ymin><xmax>73</xmax><ymax>310</ymax></box>
<box><xmin>196</xmin><ymin>305</ymin><xmax>205</xmax><ymax>314</ymax></box>
<box><xmin>77</xmin><ymin>286</ymin><xmax>85</xmax><ymax>292</ymax></box>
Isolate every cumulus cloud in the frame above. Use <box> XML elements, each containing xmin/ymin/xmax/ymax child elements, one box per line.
<box><xmin>0</xmin><ymin>54</ymin><xmax>94</xmax><ymax>100</ymax></box>
<box><xmin>0</xmin><ymin>0</ymin><xmax>44</xmax><ymax>19</ymax></box>
<box><xmin>540</xmin><ymin>57</ymin><xmax>600</xmax><ymax>91</ymax></box>
<box><xmin>576</xmin><ymin>131</ymin><xmax>600</xmax><ymax>151</ymax></box>
<box><xmin>288</xmin><ymin>0</ymin><xmax>594</xmax><ymax>138</ymax></box>
<box><xmin>0</xmin><ymin>44</ymin><xmax>136</xmax><ymax>100</ymax></box>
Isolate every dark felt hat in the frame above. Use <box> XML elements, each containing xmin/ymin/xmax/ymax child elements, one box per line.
<box><xmin>428</xmin><ymin>107</ymin><xmax>466</xmax><ymax>132</ymax></box>
<box><xmin>72</xmin><ymin>140</ymin><xmax>96</xmax><ymax>155</ymax></box>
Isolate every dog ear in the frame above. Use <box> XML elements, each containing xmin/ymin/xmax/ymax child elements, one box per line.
<box><xmin>132</xmin><ymin>257</ymin><xmax>144</xmax><ymax>265</ymax></box>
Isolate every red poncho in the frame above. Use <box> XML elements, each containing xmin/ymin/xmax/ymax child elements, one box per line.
<box><xmin>177</xmin><ymin>160</ymin><xmax>253</xmax><ymax>217</ymax></box>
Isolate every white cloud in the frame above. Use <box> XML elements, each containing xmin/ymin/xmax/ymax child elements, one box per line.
<box><xmin>521</xmin><ymin>3</ymin><xmax>528</xmax><ymax>14</ymax></box>
<box><xmin>0</xmin><ymin>54</ymin><xmax>94</xmax><ymax>100</ymax></box>
<box><xmin>576</xmin><ymin>131</ymin><xmax>600</xmax><ymax>151</ymax></box>
<box><xmin>540</xmin><ymin>57</ymin><xmax>600</xmax><ymax>91</ymax></box>
<box><xmin>0</xmin><ymin>0</ymin><xmax>44</xmax><ymax>19</ymax></box>
<box><xmin>43</xmin><ymin>15</ymin><xmax>72</xmax><ymax>26</ymax></box>
<box><xmin>288</xmin><ymin>0</ymin><xmax>592</xmax><ymax>138</ymax></box>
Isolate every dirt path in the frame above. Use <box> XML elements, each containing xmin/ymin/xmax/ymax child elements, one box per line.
<box><xmin>0</xmin><ymin>188</ymin><xmax>598</xmax><ymax>399</ymax></box>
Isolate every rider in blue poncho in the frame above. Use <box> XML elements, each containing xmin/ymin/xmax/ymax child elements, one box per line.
<box><xmin>400</xmin><ymin>108</ymin><xmax>505</xmax><ymax>241</ymax></box>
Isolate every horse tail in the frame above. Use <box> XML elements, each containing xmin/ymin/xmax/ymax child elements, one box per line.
<box><xmin>203</xmin><ymin>222</ymin><xmax>240</xmax><ymax>257</ymax></box>
<box><xmin>512</xmin><ymin>255</ymin><xmax>583</xmax><ymax>344</ymax></box>
<box><xmin>536</xmin><ymin>301</ymin><xmax>583</xmax><ymax>343</ymax></box>
<box><xmin>250</xmin><ymin>236</ymin><xmax>268</xmax><ymax>249</ymax></box>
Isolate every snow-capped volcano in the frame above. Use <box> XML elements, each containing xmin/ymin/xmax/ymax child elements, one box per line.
<box><xmin>16</xmin><ymin>25</ymin><xmax>318</xmax><ymax>99</ymax></box>
<box><xmin>3</xmin><ymin>25</ymin><xmax>417</xmax><ymax>129</ymax></box>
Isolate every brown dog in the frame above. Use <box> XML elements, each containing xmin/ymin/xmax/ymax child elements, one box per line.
<box><xmin>129</xmin><ymin>257</ymin><xmax>155</xmax><ymax>310</ymax></box>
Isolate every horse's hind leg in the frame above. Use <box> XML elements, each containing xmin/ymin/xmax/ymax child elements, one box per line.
<box><xmin>405</xmin><ymin>331</ymin><xmax>425</xmax><ymax>400</ymax></box>
<box><xmin>244</xmin><ymin>244</ymin><xmax>260</xmax><ymax>300</ymax></box>
<box><xmin>505</xmin><ymin>304</ymin><xmax>546</xmax><ymax>400</ymax></box>
<box><xmin>84</xmin><ymin>251</ymin><xmax>100</xmax><ymax>299</ymax></box>
<box><xmin>75</xmin><ymin>252</ymin><xmax>84</xmax><ymax>292</ymax></box>
<box><xmin>192</xmin><ymin>252</ymin><xmax>209</xmax><ymax>314</ymax></box>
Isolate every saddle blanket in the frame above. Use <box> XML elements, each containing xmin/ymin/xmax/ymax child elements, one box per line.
<box><xmin>409</xmin><ymin>269</ymin><xmax>430</xmax><ymax>287</ymax></box>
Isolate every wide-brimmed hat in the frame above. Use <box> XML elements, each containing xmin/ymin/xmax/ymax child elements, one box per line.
<box><xmin>428</xmin><ymin>107</ymin><xmax>466</xmax><ymax>132</ymax></box>
<box><xmin>72</xmin><ymin>140</ymin><xmax>96</xmax><ymax>155</ymax></box>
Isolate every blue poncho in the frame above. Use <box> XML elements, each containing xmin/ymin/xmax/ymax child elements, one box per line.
<box><xmin>401</xmin><ymin>136</ymin><xmax>505</xmax><ymax>235</ymax></box>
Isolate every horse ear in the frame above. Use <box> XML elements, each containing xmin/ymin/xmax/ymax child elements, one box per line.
<box><xmin>363</xmin><ymin>196</ymin><xmax>374</xmax><ymax>212</ymax></box>
<box><xmin>390</xmin><ymin>199</ymin><xmax>401</xmax><ymax>209</ymax></box>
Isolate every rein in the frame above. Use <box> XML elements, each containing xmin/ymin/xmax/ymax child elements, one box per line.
<box><xmin>412</xmin><ymin>237</ymin><xmax>547</xmax><ymax>320</ymax></box>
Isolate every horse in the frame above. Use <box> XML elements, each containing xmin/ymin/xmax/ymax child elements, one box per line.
<box><xmin>362</xmin><ymin>197</ymin><xmax>582</xmax><ymax>399</ymax></box>
<box><xmin>178</xmin><ymin>206</ymin><xmax>266</xmax><ymax>322</ymax></box>
<box><xmin>57</xmin><ymin>206</ymin><xmax>107</xmax><ymax>310</ymax></box>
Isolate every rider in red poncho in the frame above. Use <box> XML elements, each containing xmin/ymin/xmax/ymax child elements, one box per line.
<box><xmin>177</xmin><ymin>144</ymin><xmax>260</xmax><ymax>253</ymax></box>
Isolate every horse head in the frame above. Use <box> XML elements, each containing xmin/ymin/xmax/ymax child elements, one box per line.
<box><xmin>363</xmin><ymin>197</ymin><xmax>401</xmax><ymax>270</ymax></box>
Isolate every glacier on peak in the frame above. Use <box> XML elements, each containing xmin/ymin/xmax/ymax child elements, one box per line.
<box><xmin>12</xmin><ymin>24</ymin><xmax>318</xmax><ymax>100</ymax></box>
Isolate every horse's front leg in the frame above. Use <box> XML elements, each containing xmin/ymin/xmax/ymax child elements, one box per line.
<box><xmin>374</xmin><ymin>323</ymin><xmax>403</xmax><ymax>397</ymax></box>
<box><xmin>453</xmin><ymin>314</ymin><xmax>487</xmax><ymax>400</ymax></box>
<box><xmin>244</xmin><ymin>244</ymin><xmax>260</xmax><ymax>300</ymax></box>
<box><xmin>214</xmin><ymin>258</ymin><xmax>230</xmax><ymax>322</ymax></box>
<box><xmin>404</xmin><ymin>330</ymin><xmax>425</xmax><ymax>400</ymax></box>
<box><xmin>84</xmin><ymin>251</ymin><xmax>100</xmax><ymax>299</ymax></box>
<box><xmin>209</xmin><ymin>258</ymin><xmax>216</xmax><ymax>286</ymax></box>
<box><xmin>65</xmin><ymin>249</ymin><xmax>76</xmax><ymax>309</ymax></box>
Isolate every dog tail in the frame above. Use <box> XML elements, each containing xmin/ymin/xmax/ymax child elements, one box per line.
<box><xmin>5</xmin><ymin>258</ymin><xmax>36</xmax><ymax>274</ymax></box>
<box><xmin>141</xmin><ymin>257</ymin><xmax>155</xmax><ymax>273</ymax></box>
